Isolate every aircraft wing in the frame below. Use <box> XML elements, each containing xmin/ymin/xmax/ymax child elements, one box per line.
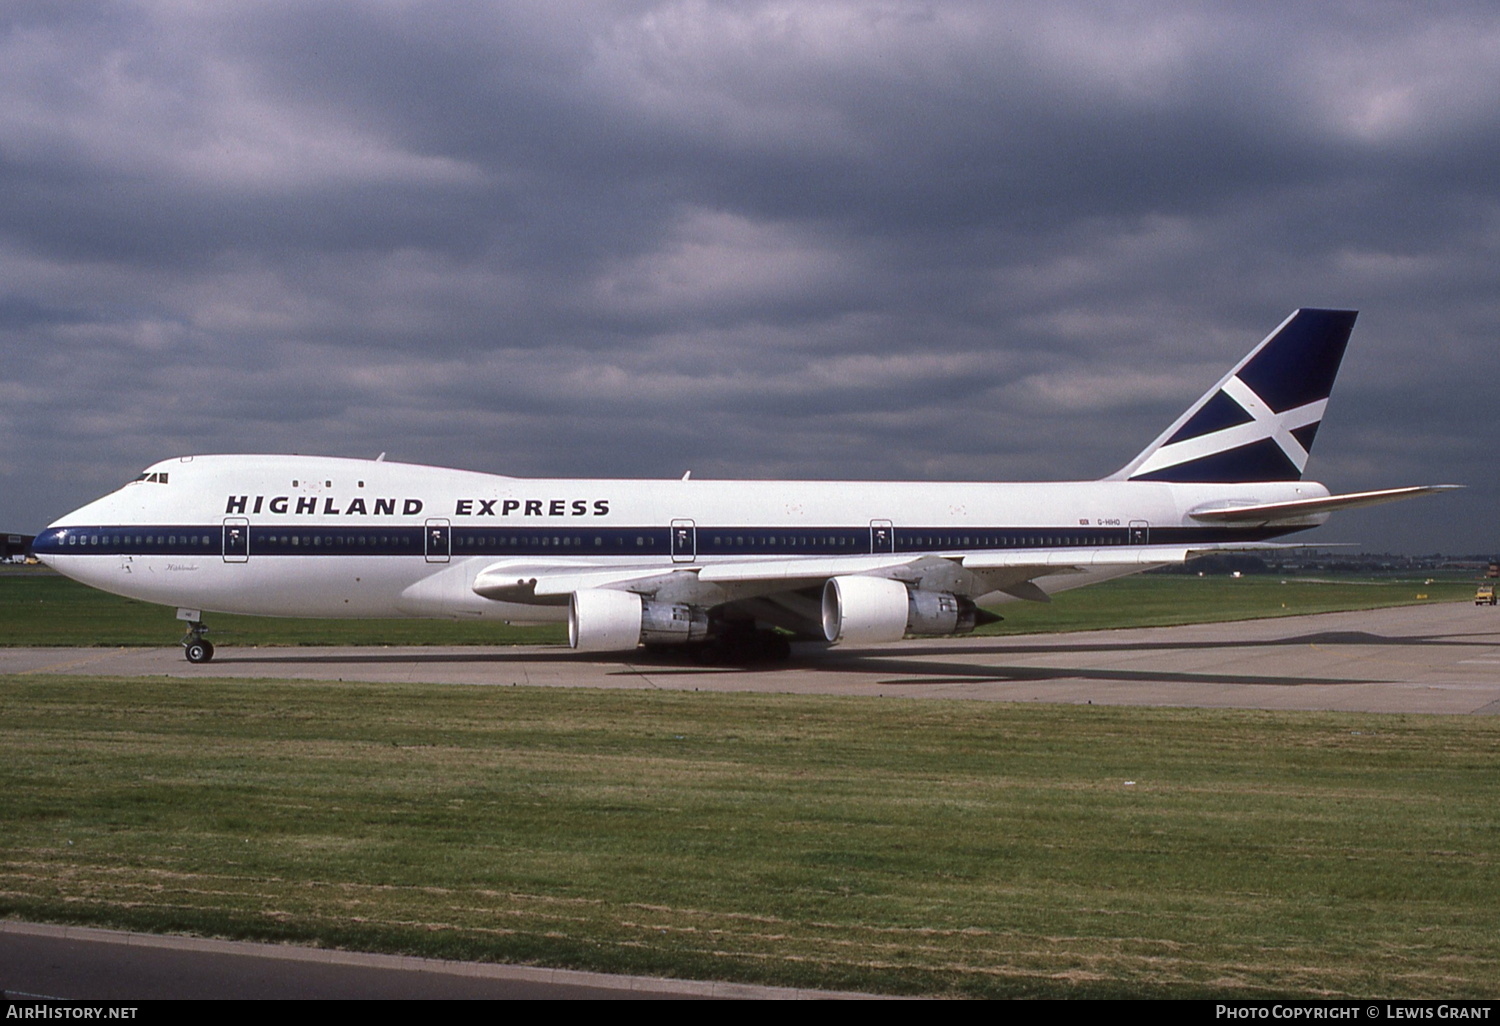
<box><xmin>471</xmin><ymin>554</ymin><xmax>932</xmax><ymax>604</ymax></box>
<box><xmin>470</xmin><ymin>537</ymin><xmax>1301</xmax><ymax>614</ymax></box>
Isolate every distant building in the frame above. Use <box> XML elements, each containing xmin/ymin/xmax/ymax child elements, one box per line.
<box><xmin>3</xmin><ymin>533</ymin><xmax>35</xmax><ymax>562</ymax></box>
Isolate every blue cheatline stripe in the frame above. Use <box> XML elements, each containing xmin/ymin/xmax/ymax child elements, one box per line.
<box><xmin>33</xmin><ymin>522</ymin><xmax>1302</xmax><ymax>559</ymax></box>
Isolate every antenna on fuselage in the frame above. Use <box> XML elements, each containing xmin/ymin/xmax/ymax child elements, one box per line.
<box><xmin>375</xmin><ymin>452</ymin><xmax>387</xmax><ymax>462</ymax></box>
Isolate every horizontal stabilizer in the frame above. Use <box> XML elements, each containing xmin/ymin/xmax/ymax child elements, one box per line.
<box><xmin>1187</xmin><ymin>485</ymin><xmax>1461</xmax><ymax>524</ymax></box>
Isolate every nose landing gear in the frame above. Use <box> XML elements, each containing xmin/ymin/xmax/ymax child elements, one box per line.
<box><xmin>180</xmin><ymin>619</ymin><xmax>215</xmax><ymax>664</ymax></box>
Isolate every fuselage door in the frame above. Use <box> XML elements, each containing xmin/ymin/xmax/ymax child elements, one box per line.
<box><xmin>223</xmin><ymin>517</ymin><xmax>249</xmax><ymax>563</ymax></box>
<box><xmin>870</xmin><ymin>519</ymin><xmax>894</xmax><ymax>554</ymax></box>
<box><xmin>425</xmin><ymin>518</ymin><xmax>451</xmax><ymax>563</ymax></box>
<box><xmin>1129</xmin><ymin>520</ymin><xmax>1149</xmax><ymax>545</ymax></box>
<box><xmin>671</xmin><ymin>519</ymin><xmax>696</xmax><ymax>563</ymax></box>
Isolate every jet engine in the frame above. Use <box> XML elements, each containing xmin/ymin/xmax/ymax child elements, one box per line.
<box><xmin>568</xmin><ymin>589</ymin><xmax>709</xmax><ymax>652</ymax></box>
<box><xmin>821</xmin><ymin>576</ymin><xmax>980</xmax><ymax>644</ymax></box>
<box><xmin>906</xmin><ymin>588</ymin><xmax>980</xmax><ymax>636</ymax></box>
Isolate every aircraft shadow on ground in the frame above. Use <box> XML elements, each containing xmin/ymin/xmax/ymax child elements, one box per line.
<box><xmin>797</xmin><ymin>627</ymin><xmax>1500</xmax><ymax>688</ymax></box>
<box><xmin>621</xmin><ymin>653</ymin><xmax>1372</xmax><ymax>689</ymax></box>
<box><xmin>184</xmin><ymin>623</ymin><xmax>1500</xmax><ymax>691</ymax></box>
<box><xmin>882</xmin><ymin>628</ymin><xmax>1500</xmax><ymax>658</ymax></box>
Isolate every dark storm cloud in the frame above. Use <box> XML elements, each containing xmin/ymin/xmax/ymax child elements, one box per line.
<box><xmin>2</xmin><ymin>1</ymin><xmax>1497</xmax><ymax>552</ymax></box>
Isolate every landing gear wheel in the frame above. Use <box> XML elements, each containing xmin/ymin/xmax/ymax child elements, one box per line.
<box><xmin>184</xmin><ymin>639</ymin><xmax>215</xmax><ymax>664</ymax></box>
<box><xmin>689</xmin><ymin>640</ymin><xmax>727</xmax><ymax>666</ymax></box>
<box><xmin>181</xmin><ymin>619</ymin><xmax>214</xmax><ymax>663</ymax></box>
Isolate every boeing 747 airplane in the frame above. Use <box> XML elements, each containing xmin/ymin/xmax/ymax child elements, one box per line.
<box><xmin>33</xmin><ymin>309</ymin><xmax>1455</xmax><ymax>663</ymax></box>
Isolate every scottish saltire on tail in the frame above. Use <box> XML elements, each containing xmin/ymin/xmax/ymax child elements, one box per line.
<box><xmin>1114</xmin><ymin>308</ymin><xmax>1354</xmax><ymax>484</ymax></box>
<box><xmin>32</xmin><ymin>309</ymin><xmax>1458</xmax><ymax>663</ymax></box>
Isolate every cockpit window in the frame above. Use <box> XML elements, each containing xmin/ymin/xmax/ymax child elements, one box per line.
<box><xmin>131</xmin><ymin>472</ymin><xmax>170</xmax><ymax>484</ymax></box>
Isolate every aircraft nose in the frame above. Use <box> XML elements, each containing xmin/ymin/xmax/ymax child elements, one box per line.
<box><xmin>29</xmin><ymin>527</ymin><xmax>67</xmax><ymax>563</ymax></box>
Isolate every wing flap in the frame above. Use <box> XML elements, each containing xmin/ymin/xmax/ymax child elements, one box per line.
<box><xmin>959</xmin><ymin>547</ymin><xmax>1194</xmax><ymax>570</ymax></box>
<box><xmin>695</xmin><ymin>554</ymin><xmax>924</xmax><ymax>584</ymax></box>
<box><xmin>960</xmin><ymin>540</ymin><xmax>1319</xmax><ymax>578</ymax></box>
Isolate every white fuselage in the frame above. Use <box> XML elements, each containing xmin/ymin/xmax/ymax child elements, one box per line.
<box><xmin>36</xmin><ymin>454</ymin><xmax>1326</xmax><ymax>623</ymax></box>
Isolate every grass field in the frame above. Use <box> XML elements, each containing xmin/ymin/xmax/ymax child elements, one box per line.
<box><xmin>2</xmin><ymin>677</ymin><xmax>1497</xmax><ymax>998</ymax></box>
<box><xmin>0</xmin><ymin>566</ymin><xmax>1477</xmax><ymax>648</ymax></box>
<box><xmin>4</xmin><ymin>567</ymin><xmax>1493</xmax><ymax>997</ymax></box>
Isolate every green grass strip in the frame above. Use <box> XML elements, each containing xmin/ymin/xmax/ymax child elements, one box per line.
<box><xmin>3</xmin><ymin>676</ymin><xmax>1497</xmax><ymax>998</ymax></box>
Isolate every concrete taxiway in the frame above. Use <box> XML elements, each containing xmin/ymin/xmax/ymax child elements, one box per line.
<box><xmin>0</xmin><ymin>921</ymin><xmax>866</xmax><ymax>1000</ymax></box>
<box><xmin>4</xmin><ymin>602</ymin><xmax>1499</xmax><ymax>714</ymax></box>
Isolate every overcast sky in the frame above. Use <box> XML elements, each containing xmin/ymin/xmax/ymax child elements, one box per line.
<box><xmin>2</xmin><ymin>1</ymin><xmax>1496</xmax><ymax>553</ymax></box>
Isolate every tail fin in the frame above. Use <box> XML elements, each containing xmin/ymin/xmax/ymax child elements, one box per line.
<box><xmin>1109</xmin><ymin>308</ymin><xmax>1357</xmax><ymax>483</ymax></box>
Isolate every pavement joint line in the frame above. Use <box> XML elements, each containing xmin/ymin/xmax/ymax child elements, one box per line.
<box><xmin>25</xmin><ymin>647</ymin><xmax>135</xmax><ymax>674</ymax></box>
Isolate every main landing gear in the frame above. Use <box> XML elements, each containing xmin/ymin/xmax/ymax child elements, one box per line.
<box><xmin>181</xmin><ymin>620</ymin><xmax>215</xmax><ymax>664</ymax></box>
<box><xmin>681</xmin><ymin>627</ymin><xmax>793</xmax><ymax>666</ymax></box>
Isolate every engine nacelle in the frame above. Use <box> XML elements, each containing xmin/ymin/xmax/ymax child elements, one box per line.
<box><xmin>821</xmin><ymin>576</ymin><xmax>910</xmax><ymax>644</ymax></box>
<box><xmin>822</xmin><ymin>577</ymin><xmax>981</xmax><ymax>644</ymax></box>
<box><xmin>640</xmin><ymin>600</ymin><xmax>710</xmax><ymax>645</ymax></box>
<box><xmin>569</xmin><ymin>589</ymin><xmax>643</xmax><ymax>652</ymax></box>
<box><xmin>568</xmin><ymin>590</ymin><xmax>710</xmax><ymax>652</ymax></box>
